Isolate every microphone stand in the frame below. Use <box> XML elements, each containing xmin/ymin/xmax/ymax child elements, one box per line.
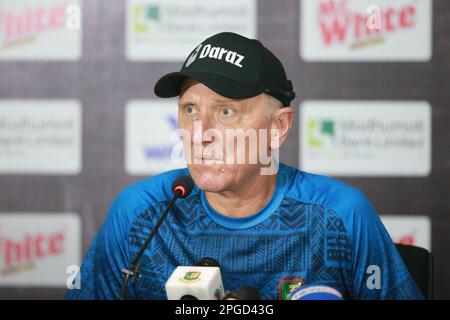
<box><xmin>119</xmin><ymin>190</ymin><xmax>181</xmax><ymax>300</ymax></box>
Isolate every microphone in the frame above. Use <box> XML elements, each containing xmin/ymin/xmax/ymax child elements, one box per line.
<box><xmin>165</xmin><ymin>257</ymin><xmax>225</xmax><ymax>300</ymax></box>
<box><xmin>194</xmin><ymin>257</ymin><xmax>220</xmax><ymax>267</ymax></box>
<box><xmin>119</xmin><ymin>175</ymin><xmax>194</xmax><ymax>300</ymax></box>
<box><xmin>223</xmin><ymin>286</ymin><xmax>261</xmax><ymax>300</ymax></box>
<box><xmin>289</xmin><ymin>285</ymin><xmax>343</xmax><ymax>300</ymax></box>
<box><xmin>172</xmin><ymin>175</ymin><xmax>194</xmax><ymax>198</ymax></box>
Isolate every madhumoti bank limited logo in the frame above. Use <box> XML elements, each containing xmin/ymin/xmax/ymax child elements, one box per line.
<box><xmin>300</xmin><ymin>101</ymin><xmax>431</xmax><ymax>176</ymax></box>
<box><xmin>131</xmin><ymin>3</ymin><xmax>160</xmax><ymax>35</ymax></box>
<box><xmin>307</xmin><ymin>119</ymin><xmax>336</xmax><ymax>149</ymax></box>
<box><xmin>126</xmin><ymin>0</ymin><xmax>256</xmax><ymax>61</ymax></box>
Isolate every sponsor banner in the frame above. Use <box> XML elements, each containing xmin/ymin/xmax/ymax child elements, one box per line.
<box><xmin>0</xmin><ymin>0</ymin><xmax>81</xmax><ymax>60</ymax></box>
<box><xmin>300</xmin><ymin>0</ymin><xmax>432</xmax><ymax>61</ymax></box>
<box><xmin>0</xmin><ymin>100</ymin><xmax>82</xmax><ymax>174</ymax></box>
<box><xmin>381</xmin><ymin>215</ymin><xmax>431</xmax><ymax>251</ymax></box>
<box><xmin>0</xmin><ymin>213</ymin><xmax>81</xmax><ymax>287</ymax></box>
<box><xmin>126</xmin><ymin>0</ymin><xmax>256</xmax><ymax>61</ymax></box>
<box><xmin>299</xmin><ymin>101</ymin><xmax>431</xmax><ymax>176</ymax></box>
<box><xmin>125</xmin><ymin>100</ymin><xmax>185</xmax><ymax>175</ymax></box>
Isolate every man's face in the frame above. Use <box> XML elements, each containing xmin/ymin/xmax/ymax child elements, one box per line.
<box><xmin>178</xmin><ymin>79</ymin><xmax>274</xmax><ymax>193</ymax></box>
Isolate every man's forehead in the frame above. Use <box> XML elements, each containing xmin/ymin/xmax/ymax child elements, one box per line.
<box><xmin>180</xmin><ymin>79</ymin><xmax>236</xmax><ymax>103</ymax></box>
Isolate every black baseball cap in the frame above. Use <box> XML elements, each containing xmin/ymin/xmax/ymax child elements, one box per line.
<box><xmin>154</xmin><ymin>32</ymin><xmax>296</xmax><ymax>107</ymax></box>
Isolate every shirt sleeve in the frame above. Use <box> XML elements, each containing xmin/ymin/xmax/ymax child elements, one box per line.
<box><xmin>347</xmin><ymin>191</ymin><xmax>425</xmax><ymax>300</ymax></box>
<box><xmin>64</xmin><ymin>189</ymin><xmax>146</xmax><ymax>300</ymax></box>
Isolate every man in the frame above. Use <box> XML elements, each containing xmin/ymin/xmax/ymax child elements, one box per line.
<box><xmin>66</xmin><ymin>32</ymin><xmax>423</xmax><ymax>300</ymax></box>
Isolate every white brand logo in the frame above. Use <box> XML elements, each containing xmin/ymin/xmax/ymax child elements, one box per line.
<box><xmin>185</xmin><ymin>44</ymin><xmax>203</xmax><ymax>67</ymax></box>
<box><xmin>185</xmin><ymin>43</ymin><xmax>245</xmax><ymax>68</ymax></box>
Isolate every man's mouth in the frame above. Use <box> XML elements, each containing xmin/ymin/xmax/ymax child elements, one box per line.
<box><xmin>193</xmin><ymin>155</ymin><xmax>223</xmax><ymax>163</ymax></box>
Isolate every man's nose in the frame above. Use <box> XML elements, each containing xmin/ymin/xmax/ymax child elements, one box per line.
<box><xmin>191</xmin><ymin>114</ymin><xmax>216</xmax><ymax>145</ymax></box>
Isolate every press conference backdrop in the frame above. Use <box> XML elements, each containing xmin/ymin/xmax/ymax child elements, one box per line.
<box><xmin>0</xmin><ymin>0</ymin><xmax>448</xmax><ymax>299</ymax></box>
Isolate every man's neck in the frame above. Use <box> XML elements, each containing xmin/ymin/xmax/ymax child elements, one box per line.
<box><xmin>204</xmin><ymin>174</ymin><xmax>278</xmax><ymax>218</ymax></box>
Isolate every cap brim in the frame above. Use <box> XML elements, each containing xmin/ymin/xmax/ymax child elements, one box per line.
<box><xmin>154</xmin><ymin>71</ymin><xmax>262</xmax><ymax>100</ymax></box>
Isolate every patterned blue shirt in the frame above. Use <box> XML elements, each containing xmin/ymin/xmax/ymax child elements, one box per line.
<box><xmin>65</xmin><ymin>163</ymin><xmax>424</xmax><ymax>300</ymax></box>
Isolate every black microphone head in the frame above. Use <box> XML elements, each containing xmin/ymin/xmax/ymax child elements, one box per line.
<box><xmin>195</xmin><ymin>257</ymin><xmax>220</xmax><ymax>267</ymax></box>
<box><xmin>172</xmin><ymin>175</ymin><xmax>194</xmax><ymax>198</ymax></box>
<box><xmin>180</xmin><ymin>295</ymin><xmax>198</xmax><ymax>300</ymax></box>
<box><xmin>223</xmin><ymin>286</ymin><xmax>261</xmax><ymax>300</ymax></box>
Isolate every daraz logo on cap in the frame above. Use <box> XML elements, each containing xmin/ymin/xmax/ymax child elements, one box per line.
<box><xmin>185</xmin><ymin>43</ymin><xmax>245</xmax><ymax>68</ymax></box>
<box><xmin>185</xmin><ymin>44</ymin><xmax>202</xmax><ymax>67</ymax></box>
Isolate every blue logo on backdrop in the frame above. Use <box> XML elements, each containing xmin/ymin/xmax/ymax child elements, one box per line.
<box><xmin>142</xmin><ymin>115</ymin><xmax>179</xmax><ymax>161</ymax></box>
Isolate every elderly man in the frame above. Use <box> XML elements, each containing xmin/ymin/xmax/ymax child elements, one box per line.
<box><xmin>66</xmin><ymin>32</ymin><xmax>423</xmax><ymax>300</ymax></box>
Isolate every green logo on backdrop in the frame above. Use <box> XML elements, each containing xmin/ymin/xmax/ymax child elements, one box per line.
<box><xmin>307</xmin><ymin>119</ymin><xmax>335</xmax><ymax>148</ymax></box>
<box><xmin>133</xmin><ymin>5</ymin><xmax>160</xmax><ymax>34</ymax></box>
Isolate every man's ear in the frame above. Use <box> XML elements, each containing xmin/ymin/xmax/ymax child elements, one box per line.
<box><xmin>270</xmin><ymin>106</ymin><xmax>294</xmax><ymax>149</ymax></box>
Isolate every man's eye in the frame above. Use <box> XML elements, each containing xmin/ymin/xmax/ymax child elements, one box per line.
<box><xmin>221</xmin><ymin>107</ymin><xmax>234</xmax><ymax>117</ymax></box>
<box><xmin>185</xmin><ymin>105</ymin><xmax>196</xmax><ymax>114</ymax></box>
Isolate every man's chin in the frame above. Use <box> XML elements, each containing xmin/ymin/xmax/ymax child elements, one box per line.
<box><xmin>187</xmin><ymin>166</ymin><xmax>228</xmax><ymax>192</ymax></box>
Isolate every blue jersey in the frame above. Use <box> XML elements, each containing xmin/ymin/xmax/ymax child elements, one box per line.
<box><xmin>65</xmin><ymin>163</ymin><xmax>423</xmax><ymax>300</ymax></box>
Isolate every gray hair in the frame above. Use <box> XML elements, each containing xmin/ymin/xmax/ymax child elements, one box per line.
<box><xmin>264</xmin><ymin>93</ymin><xmax>283</xmax><ymax>119</ymax></box>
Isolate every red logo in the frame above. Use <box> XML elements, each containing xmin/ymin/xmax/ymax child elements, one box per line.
<box><xmin>0</xmin><ymin>231</ymin><xmax>65</xmax><ymax>275</ymax></box>
<box><xmin>318</xmin><ymin>0</ymin><xmax>417</xmax><ymax>48</ymax></box>
<box><xmin>0</xmin><ymin>4</ymin><xmax>67</xmax><ymax>48</ymax></box>
<box><xmin>397</xmin><ymin>233</ymin><xmax>416</xmax><ymax>246</ymax></box>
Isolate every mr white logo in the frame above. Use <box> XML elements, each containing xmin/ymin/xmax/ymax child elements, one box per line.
<box><xmin>185</xmin><ymin>43</ymin><xmax>245</xmax><ymax>68</ymax></box>
<box><xmin>0</xmin><ymin>213</ymin><xmax>80</xmax><ymax>287</ymax></box>
<box><xmin>0</xmin><ymin>0</ymin><xmax>82</xmax><ymax>60</ymax></box>
<box><xmin>300</xmin><ymin>0</ymin><xmax>432</xmax><ymax>61</ymax></box>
